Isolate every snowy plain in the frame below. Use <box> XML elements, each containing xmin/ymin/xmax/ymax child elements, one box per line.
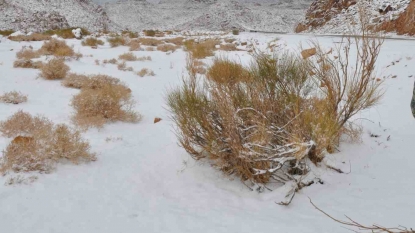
<box><xmin>0</xmin><ymin>32</ymin><xmax>414</xmax><ymax>232</ymax></box>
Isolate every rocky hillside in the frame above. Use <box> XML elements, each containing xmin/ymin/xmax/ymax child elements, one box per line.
<box><xmin>0</xmin><ymin>0</ymin><xmax>119</xmax><ymax>32</ymax></box>
<box><xmin>103</xmin><ymin>0</ymin><xmax>312</xmax><ymax>32</ymax></box>
<box><xmin>295</xmin><ymin>0</ymin><xmax>414</xmax><ymax>35</ymax></box>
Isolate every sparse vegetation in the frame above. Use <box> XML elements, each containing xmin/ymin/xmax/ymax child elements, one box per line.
<box><xmin>0</xmin><ymin>111</ymin><xmax>96</xmax><ymax>174</ymax></box>
<box><xmin>144</xmin><ymin>30</ymin><xmax>156</xmax><ymax>37</ymax></box>
<box><xmin>16</xmin><ymin>46</ymin><xmax>40</xmax><ymax>60</ymax></box>
<box><xmin>39</xmin><ymin>38</ymin><xmax>75</xmax><ymax>57</ymax></box>
<box><xmin>82</xmin><ymin>37</ymin><xmax>104</xmax><ymax>47</ymax></box>
<box><xmin>0</xmin><ymin>91</ymin><xmax>28</xmax><ymax>104</ymax></box>
<box><xmin>62</xmin><ymin>73</ymin><xmax>121</xmax><ymax>90</ymax></box>
<box><xmin>122</xmin><ymin>30</ymin><xmax>139</xmax><ymax>38</ymax></box>
<box><xmin>108</xmin><ymin>36</ymin><xmax>127</xmax><ymax>47</ymax></box>
<box><xmin>9</xmin><ymin>33</ymin><xmax>51</xmax><ymax>42</ymax></box>
<box><xmin>39</xmin><ymin>58</ymin><xmax>70</xmax><ymax>80</ymax></box>
<box><xmin>128</xmin><ymin>40</ymin><xmax>141</xmax><ymax>51</ymax></box>
<box><xmin>232</xmin><ymin>29</ymin><xmax>240</xmax><ymax>35</ymax></box>
<box><xmin>71</xmin><ymin>82</ymin><xmax>140</xmax><ymax>128</ymax></box>
<box><xmin>118</xmin><ymin>52</ymin><xmax>138</xmax><ymax>61</ymax></box>
<box><xmin>157</xmin><ymin>44</ymin><xmax>178</xmax><ymax>52</ymax></box>
<box><xmin>138</xmin><ymin>38</ymin><xmax>164</xmax><ymax>46</ymax></box>
<box><xmin>43</xmin><ymin>28</ymin><xmax>90</xmax><ymax>39</ymax></box>
<box><xmin>218</xmin><ymin>43</ymin><xmax>238</xmax><ymax>51</ymax></box>
<box><xmin>136</xmin><ymin>68</ymin><xmax>155</xmax><ymax>77</ymax></box>
<box><xmin>117</xmin><ymin>62</ymin><xmax>134</xmax><ymax>71</ymax></box>
<box><xmin>13</xmin><ymin>59</ymin><xmax>43</xmax><ymax>69</ymax></box>
<box><xmin>164</xmin><ymin>37</ymin><xmax>184</xmax><ymax>46</ymax></box>
<box><xmin>184</xmin><ymin>39</ymin><xmax>219</xmax><ymax>59</ymax></box>
<box><xmin>0</xmin><ymin>30</ymin><xmax>14</xmax><ymax>37</ymax></box>
<box><xmin>206</xmin><ymin>57</ymin><xmax>249</xmax><ymax>84</ymax></box>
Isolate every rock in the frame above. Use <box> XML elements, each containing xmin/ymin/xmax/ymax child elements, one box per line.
<box><xmin>301</xmin><ymin>48</ymin><xmax>316</xmax><ymax>59</ymax></box>
<box><xmin>154</xmin><ymin>117</ymin><xmax>162</xmax><ymax>124</ymax></box>
<box><xmin>72</xmin><ymin>28</ymin><xmax>82</xmax><ymax>39</ymax></box>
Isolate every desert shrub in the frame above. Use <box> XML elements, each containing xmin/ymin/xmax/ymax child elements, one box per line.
<box><xmin>0</xmin><ymin>91</ymin><xmax>28</xmax><ymax>104</ymax></box>
<box><xmin>108</xmin><ymin>36</ymin><xmax>126</xmax><ymax>47</ymax></box>
<box><xmin>39</xmin><ymin>38</ymin><xmax>74</xmax><ymax>57</ymax></box>
<box><xmin>157</xmin><ymin>44</ymin><xmax>178</xmax><ymax>52</ymax></box>
<box><xmin>144</xmin><ymin>30</ymin><xmax>156</xmax><ymax>37</ymax></box>
<box><xmin>164</xmin><ymin>37</ymin><xmax>184</xmax><ymax>45</ymax></box>
<box><xmin>0</xmin><ymin>111</ymin><xmax>96</xmax><ymax>174</ymax></box>
<box><xmin>82</xmin><ymin>37</ymin><xmax>104</xmax><ymax>47</ymax></box>
<box><xmin>219</xmin><ymin>43</ymin><xmax>238</xmax><ymax>51</ymax></box>
<box><xmin>136</xmin><ymin>56</ymin><xmax>152</xmax><ymax>61</ymax></box>
<box><xmin>0</xmin><ymin>30</ymin><xmax>14</xmax><ymax>36</ymax></box>
<box><xmin>104</xmin><ymin>58</ymin><xmax>118</xmax><ymax>64</ymax></box>
<box><xmin>184</xmin><ymin>39</ymin><xmax>219</xmax><ymax>59</ymax></box>
<box><xmin>128</xmin><ymin>39</ymin><xmax>141</xmax><ymax>51</ymax></box>
<box><xmin>206</xmin><ymin>57</ymin><xmax>249</xmax><ymax>84</ymax></box>
<box><xmin>62</xmin><ymin>73</ymin><xmax>121</xmax><ymax>89</ymax></box>
<box><xmin>118</xmin><ymin>52</ymin><xmax>138</xmax><ymax>61</ymax></box>
<box><xmin>43</xmin><ymin>28</ymin><xmax>90</xmax><ymax>39</ymax></box>
<box><xmin>146</xmin><ymin>47</ymin><xmax>155</xmax><ymax>51</ymax></box>
<box><xmin>224</xmin><ymin>38</ymin><xmax>236</xmax><ymax>43</ymax></box>
<box><xmin>232</xmin><ymin>29</ymin><xmax>240</xmax><ymax>35</ymax></box>
<box><xmin>136</xmin><ymin>68</ymin><xmax>155</xmax><ymax>77</ymax></box>
<box><xmin>16</xmin><ymin>46</ymin><xmax>40</xmax><ymax>60</ymax></box>
<box><xmin>122</xmin><ymin>30</ymin><xmax>139</xmax><ymax>38</ymax></box>
<box><xmin>13</xmin><ymin>59</ymin><xmax>43</xmax><ymax>69</ymax></box>
<box><xmin>138</xmin><ymin>38</ymin><xmax>164</xmax><ymax>46</ymax></box>
<box><xmin>168</xmin><ymin>33</ymin><xmax>383</xmax><ymax>196</ymax></box>
<box><xmin>9</xmin><ymin>34</ymin><xmax>51</xmax><ymax>42</ymax></box>
<box><xmin>39</xmin><ymin>58</ymin><xmax>70</xmax><ymax>80</ymax></box>
<box><xmin>117</xmin><ymin>62</ymin><xmax>134</xmax><ymax>71</ymax></box>
<box><xmin>71</xmin><ymin>83</ymin><xmax>140</xmax><ymax>128</ymax></box>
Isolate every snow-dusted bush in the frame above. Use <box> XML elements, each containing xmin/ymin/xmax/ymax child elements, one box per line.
<box><xmin>157</xmin><ymin>44</ymin><xmax>178</xmax><ymax>52</ymax></box>
<box><xmin>168</xmin><ymin>34</ymin><xmax>383</xmax><ymax>199</ymax></box>
<box><xmin>0</xmin><ymin>91</ymin><xmax>28</xmax><ymax>104</ymax></box>
<box><xmin>107</xmin><ymin>36</ymin><xmax>127</xmax><ymax>47</ymax></box>
<box><xmin>82</xmin><ymin>37</ymin><xmax>104</xmax><ymax>47</ymax></box>
<box><xmin>138</xmin><ymin>38</ymin><xmax>164</xmax><ymax>46</ymax></box>
<box><xmin>164</xmin><ymin>37</ymin><xmax>184</xmax><ymax>46</ymax></box>
<box><xmin>128</xmin><ymin>39</ymin><xmax>141</xmax><ymax>51</ymax></box>
<box><xmin>184</xmin><ymin>39</ymin><xmax>219</xmax><ymax>59</ymax></box>
<box><xmin>62</xmin><ymin>73</ymin><xmax>121</xmax><ymax>90</ymax></box>
<box><xmin>144</xmin><ymin>30</ymin><xmax>156</xmax><ymax>37</ymax></box>
<box><xmin>39</xmin><ymin>58</ymin><xmax>70</xmax><ymax>80</ymax></box>
<box><xmin>118</xmin><ymin>52</ymin><xmax>138</xmax><ymax>61</ymax></box>
<box><xmin>16</xmin><ymin>46</ymin><xmax>40</xmax><ymax>60</ymax></box>
<box><xmin>136</xmin><ymin>68</ymin><xmax>155</xmax><ymax>77</ymax></box>
<box><xmin>39</xmin><ymin>38</ymin><xmax>75</xmax><ymax>57</ymax></box>
<box><xmin>71</xmin><ymin>82</ymin><xmax>140</xmax><ymax>128</ymax></box>
<box><xmin>13</xmin><ymin>59</ymin><xmax>43</xmax><ymax>69</ymax></box>
<box><xmin>0</xmin><ymin>111</ymin><xmax>96</xmax><ymax>174</ymax></box>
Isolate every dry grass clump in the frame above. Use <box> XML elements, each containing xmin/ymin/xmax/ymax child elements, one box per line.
<box><xmin>0</xmin><ymin>91</ymin><xmax>28</xmax><ymax>104</ymax></box>
<box><xmin>16</xmin><ymin>46</ymin><xmax>40</xmax><ymax>60</ymax></box>
<box><xmin>0</xmin><ymin>111</ymin><xmax>96</xmax><ymax>174</ymax></box>
<box><xmin>71</xmin><ymin>82</ymin><xmax>140</xmax><ymax>128</ymax></box>
<box><xmin>232</xmin><ymin>29</ymin><xmax>240</xmax><ymax>35</ymax></box>
<box><xmin>39</xmin><ymin>58</ymin><xmax>70</xmax><ymax>80</ymax></box>
<box><xmin>122</xmin><ymin>30</ymin><xmax>139</xmax><ymax>38</ymax></box>
<box><xmin>117</xmin><ymin>62</ymin><xmax>134</xmax><ymax>71</ymax></box>
<box><xmin>0</xmin><ymin>30</ymin><xmax>14</xmax><ymax>37</ymax></box>
<box><xmin>184</xmin><ymin>39</ymin><xmax>219</xmax><ymax>59</ymax></box>
<box><xmin>136</xmin><ymin>68</ymin><xmax>155</xmax><ymax>77</ymax></box>
<box><xmin>9</xmin><ymin>33</ymin><xmax>51</xmax><ymax>42</ymax></box>
<box><xmin>218</xmin><ymin>43</ymin><xmax>238</xmax><ymax>51</ymax></box>
<box><xmin>108</xmin><ymin>36</ymin><xmax>127</xmax><ymax>47</ymax></box>
<box><xmin>168</xmin><ymin>33</ymin><xmax>383</xmax><ymax>195</ymax></box>
<box><xmin>118</xmin><ymin>52</ymin><xmax>138</xmax><ymax>61</ymax></box>
<box><xmin>13</xmin><ymin>59</ymin><xmax>43</xmax><ymax>69</ymax></box>
<box><xmin>164</xmin><ymin>37</ymin><xmax>184</xmax><ymax>45</ymax></box>
<box><xmin>145</xmin><ymin>47</ymin><xmax>155</xmax><ymax>51</ymax></box>
<box><xmin>103</xmin><ymin>58</ymin><xmax>118</xmax><ymax>64</ymax></box>
<box><xmin>206</xmin><ymin>57</ymin><xmax>249</xmax><ymax>84</ymax></box>
<box><xmin>144</xmin><ymin>30</ymin><xmax>156</xmax><ymax>37</ymax></box>
<box><xmin>136</xmin><ymin>56</ymin><xmax>152</xmax><ymax>61</ymax></box>
<box><xmin>138</xmin><ymin>38</ymin><xmax>164</xmax><ymax>46</ymax></box>
<box><xmin>157</xmin><ymin>44</ymin><xmax>179</xmax><ymax>52</ymax></box>
<box><xmin>224</xmin><ymin>38</ymin><xmax>237</xmax><ymax>43</ymax></box>
<box><xmin>39</xmin><ymin>38</ymin><xmax>74</xmax><ymax>57</ymax></box>
<box><xmin>43</xmin><ymin>28</ymin><xmax>90</xmax><ymax>39</ymax></box>
<box><xmin>128</xmin><ymin>39</ymin><xmax>141</xmax><ymax>51</ymax></box>
<box><xmin>82</xmin><ymin>37</ymin><xmax>104</xmax><ymax>47</ymax></box>
<box><xmin>62</xmin><ymin>73</ymin><xmax>121</xmax><ymax>90</ymax></box>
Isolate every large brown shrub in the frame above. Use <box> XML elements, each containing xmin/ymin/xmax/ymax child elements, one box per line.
<box><xmin>82</xmin><ymin>37</ymin><xmax>104</xmax><ymax>47</ymax></box>
<box><xmin>16</xmin><ymin>46</ymin><xmax>40</xmax><ymax>60</ymax></box>
<box><xmin>107</xmin><ymin>36</ymin><xmax>127</xmax><ymax>47</ymax></box>
<box><xmin>13</xmin><ymin>59</ymin><xmax>43</xmax><ymax>69</ymax></box>
<box><xmin>0</xmin><ymin>111</ymin><xmax>96</xmax><ymax>174</ymax></box>
<box><xmin>167</xmin><ymin>34</ymin><xmax>383</xmax><ymax>196</ymax></box>
<box><xmin>39</xmin><ymin>38</ymin><xmax>75</xmax><ymax>57</ymax></box>
<box><xmin>71</xmin><ymin>82</ymin><xmax>140</xmax><ymax>128</ymax></box>
<box><xmin>206</xmin><ymin>57</ymin><xmax>249</xmax><ymax>84</ymax></box>
<box><xmin>39</xmin><ymin>58</ymin><xmax>70</xmax><ymax>80</ymax></box>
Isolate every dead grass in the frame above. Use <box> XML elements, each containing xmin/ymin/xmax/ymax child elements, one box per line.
<box><xmin>62</xmin><ymin>73</ymin><xmax>121</xmax><ymax>89</ymax></box>
<box><xmin>232</xmin><ymin>29</ymin><xmax>240</xmax><ymax>35</ymax></box>
<box><xmin>218</xmin><ymin>43</ymin><xmax>238</xmax><ymax>51</ymax></box>
<box><xmin>136</xmin><ymin>68</ymin><xmax>155</xmax><ymax>77</ymax></box>
<box><xmin>145</xmin><ymin>47</ymin><xmax>155</xmax><ymax>51</ymax></box>
<box><xmin>136</xmin><ymin>56</ymin><xmax>152</xmax><ymax>61</ymax></box>
<box><xmin>0</xmin><ymin>111</ymin><xmax>96</xmax><ymax>174</ymax></box>
<box><xmin>43</xmin><ymin>28</ymin><xmax>90</xmax><ymax>39</ymax></box>
<box><xmin>9</xmin><ymin>34</ymin><xmax>51</xmax><ymax>42</ymax></box>
<box><xmin>117</xmin><ymin>62</ymin><xmax>134</xmax><ymax>72</ymax></box>
<box><xmin>164</xmin><ymin>37</ymin><xmax>184</xmax><ymax>45</ymax></box>
<box><xmin>128</xmin><ymin>40</ymin><xmax>141</xmax><ymax>51</ymax></box>
<box><xmin>71</xmin><ymin>83</ymin><xmax>140</xmax><ymax>128</ymax></box>
<box><xmin>157</xmin><ymin>44</ymin><xmax>179</xmax><ymax>52</ymax></box>
<box><xmin>39</xmin><ymin>58</ymin><xmax>70</xmax><ymax>80</ymax></box>
<box><xmin>206</xmin><ymin>57</ymin><xmax>249</xmax><ymax>84</ymax></box>
<box><xmin>184</xmin><ymin>39</ymin><xmax>219</xmax><ymax>59</ymax></box>
<box><xmin>0</xmin><ymin>30</ymin><xmax>14</xmax><ymax>37</ymax></box>
<box><xmin>16</xmin><ymin>46</ymin><xmax>40</xmax><ymax>60</ymax></box>
<box><xmin>138</xmin><ymin>38</ymin><xmax>164</xmax><ymax>46</ymax></box>
<box><xmin>13</xmin><ymin>59</ymin><xmax>43</xmax><ymax>69</ymax></box>
<box><xmin>118</xmin><ymin>52</ymin><xmax>138</xmax><ymax>61</ymax></box>
<box><xmin>108</xmin><ymin>36</ymin><xmax>127</xmax><ymax>47</ymax></box>
<box><xmin>82</xmin><ymin>37</ymin><xmax>105</xmax><ymax>47</ymax></box>
<box><xmin>122</xmin><ymin>30</ymin><xmax>139</xmax><ymax>38</ymax></box>
<box><xmin>0</xmin><ymin>91</ymin><xmax>28</xmax><ymax>104</ymax></box>
<box><xmin>39</xmin><ymin>38</ymin><xmax>74</xmax><ymax>57</ymax></box>
<box><xmin>144</xmin><ymin>30</ymin><xmax>156</xmax><ymax>37</ymax></box>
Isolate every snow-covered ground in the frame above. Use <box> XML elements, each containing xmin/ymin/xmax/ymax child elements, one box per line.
<box><xmin>0</xmin><ymin>32</ymin><xmax>414</xmax><ymax>232</ymax></box>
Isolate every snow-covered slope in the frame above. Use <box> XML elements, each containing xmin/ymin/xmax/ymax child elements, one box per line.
<box><xmin>0</xmin><ymin>0</ymin><xmax>119</xmax><ymax>32</ymax></box>
<box><xmin>296</xmin><ymin>0</ymin><xmax>412</xmax><ymax>35</ymax></box>
<box><xmin>103</xmin><ymin>0</ymin><xmax>312</xmax><ymax>32</ymax></box>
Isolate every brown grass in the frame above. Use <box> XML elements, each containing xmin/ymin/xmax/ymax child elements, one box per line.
<box><xmin>164</xmin><ymin>37</ymin><xmax>184</xmax><ymax>45</ymax></box>
<box><xmin>9</xmin><ymin>33</ymin><xmax>51</xmax><ymax>42</ymax></box>
<box><xmin>117</xmin><ymin>62</ymin><xmax>134</xmax><ymax>71</ymax></box>
<box><xmin>118</xmin><ymin>52</ymin><xmax>138</xmax><ymax>61</ymax></box>
<box><xmin>71</xmin><ymin>83</ymin><xmax>140</xmax><ymax>128</ymax></box>
<box><xmin>16</xmin><ymin>46</ymin><xmax>40</xmax><ymax>60</ymax></box>
<box><xmin>43</xmin><ymin>28</ymin><xmax>90</xmax><ymax>39</ymax></box>
<box><xmin>82</xmin><ymin>37</ymin><xmax>104</xmax><ymax>47</ymax></box>
<box><xmin>0</xmin><ymin>91</ymin><xmax>28</xmax><ymax>104</ymax></box>
<box><xmin>0</xmin><ymin>30</ymin><xmax>14</xmax><ymax>37</ymax></box>
<box><xmin>62</xmin><ymin>73</ymin><xmax>121</xmax><ymax>90</ymax></box>
<box><xmin>39</xmin><ymin>38</ymin><xmax>74</xmax><ymax>57</ymax></box>
<box><xmin>144</xmin><ymin>30</ymin><xmax>156</xmax><ymax>37</ymax></box>
<box><xmin>145</xmin><ymin>47</ymin><xmax>155</xmax><ymax>51</ymax></box>
<box><xmin>13</xmin><ymin>59</ymin><xmax>43</xmax><ymax>69</ymax></box>
<box><xmin>377</xmin><ymin>0</ymin><xmax>415</xmax><ymax>35</ymax></box>
<box><xmin>122</xmin><ymin>30</ymin><xmax>139</xmax><ymax>38</ymax></box>
<box><xmin>0</xmin><ymin>111</ymin><xmax>96</xmax><ymax>174</ymax></box>
<box><xmin>108</xmin><ymin>36</ymin><xmax>127</xmax><ymax>47</ymax></box>
<box><xmin>138</xmin><ymin>38</ymin><xmax>164</xmax><ymax>46</ymax></box>
<box><xmin>206</xmin><ymin>57</ymin><xmax>249</xmax><ymax>84</ymax></box>
<box><xmin>136</xmin><ymin>56</ymin><xmax>152</xmax><ymax>61</ymax></box>
<box><xmin>157</xmin><ymin>44</ymin><xmax>179</xmax><ymax>52</ymax></box>
<box><xmin>39</xmin><ymin>58</ymin><xmax>70</xmax><ymax>80</ymax></box>
<box><xmin>218</xmin><ymin>43</ymin><xmax>238</xmax><ymax>51</ymax></box>
<box><xmin>184</xmin><ymin>39</ymin><xmax>219</xmax><ymax>59</ymax></box>
<box><xmin>128</xmin><ymin>40</ymin><xmax>141</xmax><ymax>51</ymax></box>
<box><xmin>232</xmin><ymin>29</ymin><xmax>240</xmax><ymax>35</ymax></box>
<box><xmin>136</xmin><ymin>68</ymin><xmax>155</xmax><ymax>77</ymax></box>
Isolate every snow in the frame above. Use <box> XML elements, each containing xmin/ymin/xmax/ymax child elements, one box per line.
<box><xmin>0</xmin><ymin>32</ymin><xmax>415</xmax><ymax>232</ymax></box>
